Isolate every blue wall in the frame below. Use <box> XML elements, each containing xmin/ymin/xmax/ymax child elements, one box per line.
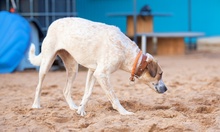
<box><xmin>77</xmin><ymin>0</ymin><xmax>133</xmax><ymax>32</ymax></box>
<box><xmin>77</xmin><ymin>0</ymin><xmax>220</xmax><ymax>37</ymax></box>
<box><xmin>191</xmin><ymin>0</ymin><xmax>220</xmax><ymax>36</ymax></box>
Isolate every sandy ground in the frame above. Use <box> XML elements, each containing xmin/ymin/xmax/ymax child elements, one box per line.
<box><xmin>0</xmin><ymin>52</ymin><xmax>220</xmax><ymax>132</ymax></box>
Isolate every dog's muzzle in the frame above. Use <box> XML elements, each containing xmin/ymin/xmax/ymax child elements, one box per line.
<box><xmin>154</xmin><ymin>80</ymin><xmax>167</xmax><ymax>93</ymax></box>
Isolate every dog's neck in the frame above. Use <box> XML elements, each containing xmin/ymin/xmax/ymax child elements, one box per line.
<box><xmin>120</xmin><ymin>44</ymin><xmax>143</xmax><ymax>74</ymax></box>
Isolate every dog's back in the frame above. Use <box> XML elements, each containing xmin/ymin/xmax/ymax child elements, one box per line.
<box><xmin>30</xmin><ymin>17</ymin><xmax>138</xmax><ymax>70</ymax></box>
<box><xmin>48</xmin><ymin>17</ymin><xmax>121</xmax><ymax>43</ymax></box>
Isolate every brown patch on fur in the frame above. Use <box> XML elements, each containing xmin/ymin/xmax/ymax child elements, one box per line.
<box><xmin>147</xmin><ymin>61</ymin><xmax>158</xmax><ymax>77</ymax></box>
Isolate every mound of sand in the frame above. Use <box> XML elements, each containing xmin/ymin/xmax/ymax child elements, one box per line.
<box><xmin>0</xmin><ymin>52</ymin><xmax>220</xmax><ymax>131</ymax></box>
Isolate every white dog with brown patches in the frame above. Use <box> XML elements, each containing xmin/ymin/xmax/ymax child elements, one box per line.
<box><xmin>29</xmin><ymin>17</ymin><xmax>167</xmax><ymax>116</ymax></box>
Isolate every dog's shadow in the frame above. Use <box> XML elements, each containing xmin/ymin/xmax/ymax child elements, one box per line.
<box><xmin>122</xmin><ymin>100</ymin><xmax>173</xmax><ymax>112</ymax></box>
<box><xmin>103</xmin><ymin>100</ymin><xmax>170</xmax><ymax>112</ymax></box>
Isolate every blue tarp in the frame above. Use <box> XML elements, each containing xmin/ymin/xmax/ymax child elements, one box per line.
<box><xmin>0</xmin><ymin>11</ymin><xmax>31</xmax><ymax>73</ymax></box>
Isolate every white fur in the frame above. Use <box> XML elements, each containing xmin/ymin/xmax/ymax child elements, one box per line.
<box><xmin>146</xmin><ymin>53</ymin><xmax>154</xmax><ymax>62</ymax></box>
<box><xmin>29</xmin><ymin>44</ymin><xmax>42</xmax><ymax>66</ymax></box>
<box><xmin>29</xmin><ymin>17</ymin><xmax>156</xmax><ymax>116</ymax></box>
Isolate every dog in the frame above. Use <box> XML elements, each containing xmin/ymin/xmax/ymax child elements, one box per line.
<box><xmin>29</xmin><ymin>17</ymin><xmax>167</xmax><ymax>116</ymax></box>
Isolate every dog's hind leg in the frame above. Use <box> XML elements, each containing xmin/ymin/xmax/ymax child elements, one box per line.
<box><xmin>58</xmin><ymin>50</ymin><xmax>78</xmax><ymax>110</ymax></box>
<box><xmin>77</xmin><ymin>69</ymin><xmax>96</xmax><ymax>116</ymax></box>
<box><xmin>32</xmin><ymin>52</ymin><xmax>56</xmax><ymax>108</ymax></box>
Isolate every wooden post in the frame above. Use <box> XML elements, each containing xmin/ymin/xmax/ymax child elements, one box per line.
<box><xmin>126</xmin><ymin>16</ymin><xmax>153</xmax><ymax>37</ymax></box>
<box><xmin>157</xmin><ymin>38</ymin><xmax>185</xmax><ymax>55</ymax></box>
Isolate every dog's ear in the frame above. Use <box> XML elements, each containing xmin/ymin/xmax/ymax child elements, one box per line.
<box><xmin>146</xmin><ymin>53</ymin><xmax>153</xmax><ymax>62</ymax></box>
<box><xmin>146</xmin><ymin>53</ymin><xmax>157</xmax><ymax>77</ymax></box>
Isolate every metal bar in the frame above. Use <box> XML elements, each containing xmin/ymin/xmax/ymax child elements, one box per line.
<box><xmin>188</xmin><ymin>0</ymin><xmax>193</xmax><ymax>49</ymax></box>
<box><xmin>10</xmin><ymin>0</ymin><xmax>17</xmax><ymax>9</ymax></box>
<box><xmin>41</xmin><ymin>27</ymin><xmax>48</xmax><ymax>31</ymax></box>
<box><xmin>45</xmin><ymin>0</ymin><xmax>49</xmax><ymax>28</ymax></box>
<box><xmin>133</xmin><ymin>0</ymin><xmax>137</xmax><ymax>43</ymax></box>
<box><xmin>141</xmin><ymin>35</ymin><xmax>147</xmax><ymax>54</ymax></box>
<box><xmin>30</xmin><ymin>0</ymin><xmax>34</xmax><ymax>18</ymax></box>
<box><xmin>6</xmin><ymin>0</ymin><xmax>10</xmax><ymax>11</ymax></box>
<box><xmin>16</xmin><ymin>0</ymin><xmax>19</xmax><ymax>11</ymax></box>
<box><xmin>73</xmin><ymin>0</ymin><xmax>76</xmax><ymax>14</ymax></box>
<box><xmin>153</xmin><ymin>37</ymin><xmax>158</xmax><ymax>54</ymax></box>
<box><xmin>20</xmin><ymin>12</ymin><xmax>77</xmax><ymax>16</ymax></box>
<box><xmin>52</xmin><ymin>0</ymin><xmax>55</xmax><ymax>21</ymax></box>
<box><xmin>67</xmin><ymin>0</ymin><xmax>70</xmax><ymax>16</ymax></box>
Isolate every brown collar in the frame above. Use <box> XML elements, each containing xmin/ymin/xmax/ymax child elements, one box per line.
<box><xmin>130</xmin><ymin>52</ymin><xmax>148</xmax><ymax>82</ymax></box>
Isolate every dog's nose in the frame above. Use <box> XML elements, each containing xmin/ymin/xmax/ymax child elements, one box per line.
<box><xmin>156</xmin><ymin>85</ymin><xmax>167</xmax><ymax>93</ymax></box>
<box><xmin>162</xmin><ymin>85</ymin><xmax>167</xmax><ymax>93</ymax></box>
<box><xmin>155</xmin><ymin>80</ymin><xmax>167</xmax><ymax>94</ymax></box>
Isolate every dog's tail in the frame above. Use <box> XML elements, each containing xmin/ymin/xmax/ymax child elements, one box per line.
<box><xmin>29</xmin><ymin>43</ymin><xmax>42</xmax><ymax>66</ymax></box>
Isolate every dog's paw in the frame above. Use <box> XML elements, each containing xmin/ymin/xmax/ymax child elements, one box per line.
<box><xmin>70</xmin><ymin>105</ymin><xmax>78</xmax><ymax>110</ymax></box>
<box><xmin>77</xmin><ymin>106</ymin><xmax>86</xmax><ymax>116</ymax></box>
<box><xmin>120</xmin><ymin>110</ymin><xmax>134</xmax><ymax>115</ymax></box>
<box><xmin>32</xmin><ymin>104</ymin><xmax>41</xmax><ymax>109</ymax></box>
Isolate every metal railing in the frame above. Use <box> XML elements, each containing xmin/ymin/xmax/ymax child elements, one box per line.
<box><xmin>2</xmin><ymin>0</ymin><xmax>77</xmax><ymax>33</ymax></box>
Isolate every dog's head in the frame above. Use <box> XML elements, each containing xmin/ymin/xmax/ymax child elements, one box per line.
<box><xmin>139</xmin><ymin>53</ymin><xmax>167</xmax><ymax>94</ymax></box>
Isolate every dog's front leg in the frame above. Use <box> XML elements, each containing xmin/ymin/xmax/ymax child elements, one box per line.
<box><xmin>94</xmin><ymin>71</ymin><xmax>134</xmax><ymax>115</ymax></box>
<box><xmin>77</xmin><ymin>69</ymin><xmax>96</xmax><ymax>116</ymax></box>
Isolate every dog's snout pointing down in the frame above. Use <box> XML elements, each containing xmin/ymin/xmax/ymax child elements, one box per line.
<box><xmin>155</xmin><ymin>80</ymin><xmax>167</xmax><ymax>93</ymax></box>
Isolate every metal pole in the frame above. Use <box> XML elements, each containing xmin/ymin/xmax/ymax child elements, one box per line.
<box><xmin>16</xmin><ymin>0</ymin><xmax>19</xmax><ymax>11</ymax></box>
<box><xmin>73</xmin><ymin>0</ymin><xmax>76</xmax><ymax>15</ymax></box>
<box><xmin>10</xmin><ymin>0</ymin><xmax>17</xmax><ymax>10</ymax></box>
<box><xmin>133</xmin><ymin>0</ymin><xmax>137</xmax><ymax>43</ymax></box>
<box><xmin>45</xmin><ymin>0</ymin><xmax>49</xmax><ymax>29</ymax></box>
<box><xmin>52</xmin><ymin>0</ymin><xmax>55</xmax><ymax>21</ymax></box>
<box><xmin>141</xmin><ymin>35</ymin><xmax>147</xmax><ymax>54</ymax></box>
<box><xmin>6</xmin><ymin>0</ymin><xmax>9</xmax><ymax>11</ymax></box>
<box><xmin>30</xmin><ymin>0</ymin><xmax>33</xmax><ymax>19</ymax></box>
<box><xmin>188</xmin><ymin>0</ymin><xmax>192</xmax><ymax>49</ymax></box>
<box><xmin>67</xmin><ymin>0</ymin><xmax>70</xmax><ymax>16</ymax></box>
